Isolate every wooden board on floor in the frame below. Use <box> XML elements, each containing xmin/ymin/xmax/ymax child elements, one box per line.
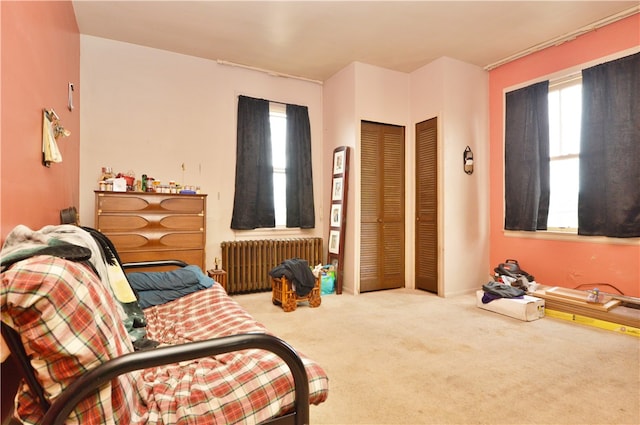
<box><xmin>531</xmin><ymin>285</ymin><xmax>640</xmax><ymax>328</ymax></box>
<box><xmin>546</xmin><ymin>286</ymin><xmax>614</xmax><ymax>303</ymax></box>
<box><xmin>534</xmin><ymin>297</ymin><xmax>639</xmax><ymax>330</ymax></box>
<box><xmin>543</xmin><ymin>299</ymin><xmax>640</xmax><ymax>327</ymax></box>
<box><xmin>606</xmin><ymin>305</ymin><xmax>640</xmax><ymax>328</ymax></box>
<box><xmin>542</xmin><ymin>287</ymin><xmax>621</xmax><ymax>311</ymax></box>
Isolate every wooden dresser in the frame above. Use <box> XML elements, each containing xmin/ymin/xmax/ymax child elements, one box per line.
<box><xmin>95</xmin><ymin>191</ymin><xmax>207</xmax><ymax>271</ymax></box>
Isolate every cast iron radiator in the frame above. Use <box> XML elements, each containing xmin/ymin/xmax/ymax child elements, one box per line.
<box><xmin>221</xmin><ymin>238</ymin><xmax>323</xmax><ymax>294</ymax></box>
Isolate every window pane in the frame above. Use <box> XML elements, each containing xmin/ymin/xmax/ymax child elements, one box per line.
<box><xmin>548</xmin><ymin>157</ymin><xmax>579</xmax><ymax>228</ymax></box>
<box><xmin>548</xmin><ymin>91</ymin><xmax>560</xmax><ymax>156</ymax></box>
<box><xmin>271</xmin><ymin>113</ymin><xmax>287</xmax><ymax>170</ymax></box>
<box><xmin>549</xmin><ymin>83</ymin><xmax>582</xmax><ymax>157</ymax></box>
<box><xmin>273</xmin><ymin>171</ymin><xmax>286</xmax><ymax>226</ymax></box>
<box><xmin>270</xmin><ymin>104</ymin><xmax>287</xmax><ymax>227</ymax></box>
<box><xmin>559</xmin><ymin>84</ymin><xmax>581</xmax><ymax>155</ymax></box>
<box><xmin>548</xmin><ymin>79</ymin><xmax>581</xmax><ymax>230</ymax></box>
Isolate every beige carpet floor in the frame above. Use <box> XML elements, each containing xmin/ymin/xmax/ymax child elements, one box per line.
<box><xmin>233</xmin><ymin>288</ymin><xmax>640</xmax><ymax>425</ymax></box>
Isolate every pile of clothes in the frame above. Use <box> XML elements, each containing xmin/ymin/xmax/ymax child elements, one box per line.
<box><xmin>269</xmin><ymin>258</ymin><xmax>317</xmax><ymax>297</ymax></box>
<box><xmin>481</xmin><ymin>259</ymin><xmax>538</xmax><ymax>304</ymax></box>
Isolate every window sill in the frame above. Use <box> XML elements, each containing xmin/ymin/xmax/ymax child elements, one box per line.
<box><xmin>503</xmin><ymin>230</ymin><xmax>640</xmax><ymax>246</ymax></box>
<box><xmin>233</xmin><ymin>227</ymin><xmax>317</xmax><ymax>240</ymax></box>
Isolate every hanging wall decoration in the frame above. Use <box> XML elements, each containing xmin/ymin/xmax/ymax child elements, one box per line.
<box><xmin>42</xmin><ymin>109</ymin><xmax>68</xmax><ymax>167</ymax></box>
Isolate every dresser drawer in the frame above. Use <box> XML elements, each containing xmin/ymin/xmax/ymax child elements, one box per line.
<box><xmin>95</xmin><ymin>191</ymin><xmax>207</xmax><ymax>271</ymax></box>
<box><xmin>96</xmin><ymin>214</ymin><xmax>204</xmax><ymax>232</ymax></box>
<box><xmin>96</xmin><ymin>192</ymin><xmax>205</xmax><ymax>214</ymax></box>
<box><xmin>105</xmin><ymin>231</ymin><xmax>204</xmax><ymax>250</ymax></box>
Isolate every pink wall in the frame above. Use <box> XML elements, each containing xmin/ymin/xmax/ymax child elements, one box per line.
<box><xmin>1</xmin><ymin>2</ymin><xmax>636</xmax><ymax>297</ymax></box>
<box><xmin>489</xmin><ymin>15</ymin><xmax>640</xmax><ymax>297</ymax></box>
<box><xmin>0</xmin><ymin>1</ymin><xmax>80</xmax><ymax>242</ymax></box>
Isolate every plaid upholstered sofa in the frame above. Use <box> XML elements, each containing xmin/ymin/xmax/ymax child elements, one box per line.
<box><xmin>1</xmin><ymin>225</ymin><xmax>328</xmax><ymax>425</ymax></box>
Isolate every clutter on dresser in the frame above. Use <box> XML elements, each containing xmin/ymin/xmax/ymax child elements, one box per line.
<box><xmin>96</xmin><ymin>166</ymin><xmax>201</xmax><ymax>194</ymax></box>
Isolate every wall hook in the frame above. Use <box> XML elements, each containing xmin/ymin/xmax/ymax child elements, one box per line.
<box><xmin>68</xmin><ymin>82</ymin><xmax>74</xmax><ymax>111</ymax></box>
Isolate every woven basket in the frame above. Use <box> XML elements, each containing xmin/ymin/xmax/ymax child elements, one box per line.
<box><xmin>271</xmin><ymin>275</ymin><xmax>321</xmax><ymax>312</ymax></box>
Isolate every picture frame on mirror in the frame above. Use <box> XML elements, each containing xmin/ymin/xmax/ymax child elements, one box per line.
<box><xmin>330</xmin><ymin>204</ymin><xmax>342</xmax><ymax>227</ymax></box>
<box><xmin>329</xmin><ymin>230</ymin><xmax>340</xmax><ymax>254</ymax></box>
<box><xmin>333</xmin><ymin>149</ymin><xmax>345</xmax><ymax>175</ymax></box>
<box><xmin>332</xmin><ymin>177</ymin><xmax>343</xmax><ymax>201</ymax></box>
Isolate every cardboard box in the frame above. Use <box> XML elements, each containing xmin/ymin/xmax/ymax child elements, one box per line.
<box><xmin>476</xmin><ymin>290</ymin><xmax>545</xmax><ymax>321</ymax></box>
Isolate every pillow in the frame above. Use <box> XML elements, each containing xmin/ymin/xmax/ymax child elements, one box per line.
<box><xmin>127</xmin><ymin>265</ymin><xmax>215</xmax><ymax>308</ymax></box>
<box><xmin>1</xmin><ymin>255</ymin><xmax>143</xmax><ymax>425</ymax></box>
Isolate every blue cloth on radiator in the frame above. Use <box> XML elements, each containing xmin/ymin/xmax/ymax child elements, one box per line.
<box><xmin>127</xmin><ymin>265</ymin><xmax>215</xmax><ymax>308</ymax></box>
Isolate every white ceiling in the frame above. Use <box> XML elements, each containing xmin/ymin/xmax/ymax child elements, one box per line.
<box><xmin>72</xmin><ymin>1</ymin><xmax>639</xmax><ymax>82</ymax></box>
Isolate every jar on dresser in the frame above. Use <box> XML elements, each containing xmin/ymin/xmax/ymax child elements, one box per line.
<box><xmin>95</xmin><ymin>191</ymin><xmax>207</xmax><ymax>271</ymax></box>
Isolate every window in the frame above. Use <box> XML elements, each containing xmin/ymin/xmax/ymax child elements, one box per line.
<box><xmin>231</xmin><ymin>95</ymin><xmax>315</xmax><ymax>230</ymax></box>
<box><xmin>547</xmin><ymin>77</ymin><xmax>581</xmax><ymax>230</ymax></box>
<box><xmin>504</xmin><ymin>52</ymin><xmax>640</xmax><ymax>238</ymax></box>
<box><xmin>270</xmin><ymin>102</ymin><xmax>287</xmax><ymax>227</ymax></box>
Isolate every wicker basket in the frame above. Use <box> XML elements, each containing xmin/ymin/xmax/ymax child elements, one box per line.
<box><xmin>271</xmin><ymin>275</ymin><xmax>321</xmax><ymax>312</ymax></box>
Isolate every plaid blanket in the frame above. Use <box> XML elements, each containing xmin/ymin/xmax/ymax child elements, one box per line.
<box><xmin>1</xmin><ymin>256</ymin><xmax>139</xmax><ymax>424</ymax></box>
<box><xmin>2</xmin><ymin>256</ymin><xmax>328</xmax><ymax>424</ymax></box>
<box><xmin>139</xmin><ymin>282</ymin><xmax>329</xmax><ymax>423</ymax></box>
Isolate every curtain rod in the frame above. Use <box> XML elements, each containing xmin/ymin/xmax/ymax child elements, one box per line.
<box><xmin>217</xmin><ymin>59</ymin><xmax>323</xmax><ymax>85</ymax></box>
<box><xmin>237</xmin><ymin>94</ymin><xmax>307</xmax><ymax>110</ymax></box>
<box><xmin>549</xmin><ymin>71</ymin><xmax>582</xmax><ymax>88</ymax></box>
<box><xmin>484</xmin><ymin>6</ymin><xmax>639</xmax><ymax>71</ymax></box>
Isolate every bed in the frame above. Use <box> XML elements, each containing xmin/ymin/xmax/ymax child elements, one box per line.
<box><xmin>0</xmin><ymin>225</ymin><xmax>329</xmax><ymax>425</ymax></box>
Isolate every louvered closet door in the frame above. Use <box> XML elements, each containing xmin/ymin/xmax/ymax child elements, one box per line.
<box><xmin>360</xmin><ymin>121</ymin><xmax>405</xmax><ymax>292</ymax></box>
<box><xmin>415</xmin><ymin>118</ymin><xmax>438</xmax><ymax>293</ymax></box>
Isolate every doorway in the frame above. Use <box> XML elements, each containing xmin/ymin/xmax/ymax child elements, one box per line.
<box><xmin>415</xmin><ymin>117</ymin><xmax>438</xmax><ymax>293</ymax></box>
<box><xmin>360</xmin><ymin>121</ymin><xmax>405</xmax><ymax>292</ymax></box>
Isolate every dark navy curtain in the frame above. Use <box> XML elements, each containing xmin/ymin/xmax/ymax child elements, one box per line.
<box><xmin>285</xmin><ymin>104</ymin><xmax>315</xmax><ymax>228</ymax></box>
<box><xmin>504</xmin><ymin>81</ymin><xmax>550</xmax><ymax>231</ymax></box>
<box><xmin>231</xmin><ymin>96</ymin><xmax>275</xmax><ymax>229</ymax></box>
<box><xmin>231</xmin><ymin>96</ymin><xmax>315</xmax><ymax>230</ymax></box>
<box><xmin>578</xmin><ymin>52</ymin><xmax>640</xmax><ymax>237</ymax></box>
